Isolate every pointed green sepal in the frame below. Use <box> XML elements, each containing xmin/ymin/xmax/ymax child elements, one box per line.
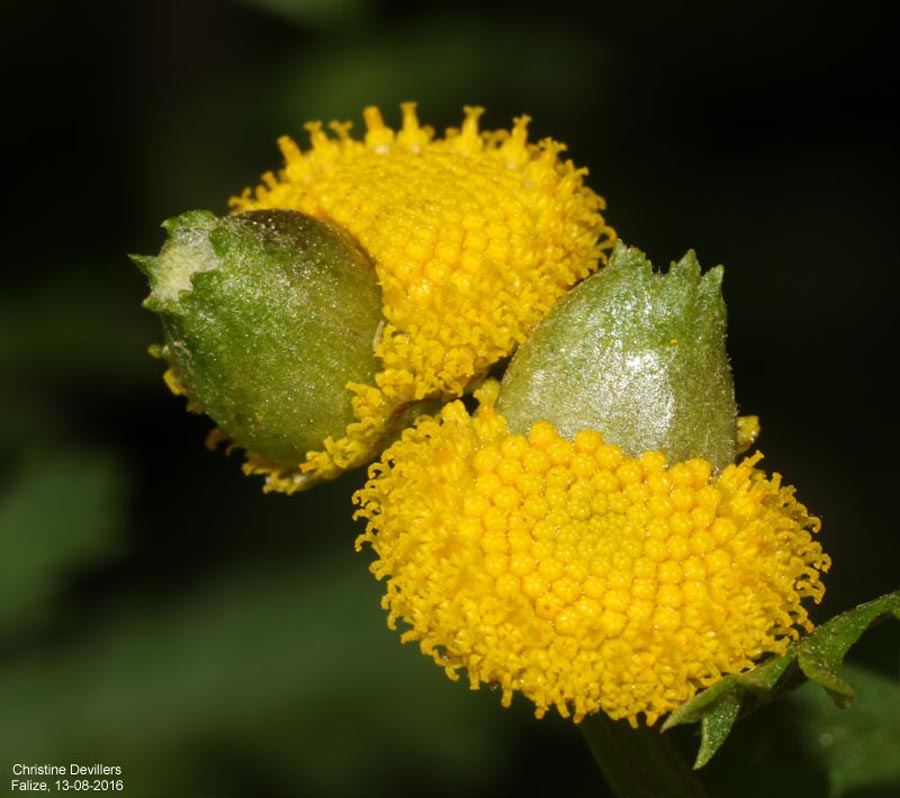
<box><xmin>662</xmin><ymin>589</ymin><xmax>900</xmax><ymax>768</ymax></box>
<box><xmin>497</xmin><ymin>241</ymin><xmax>737</xmax><ymax>469</ymax></box>
<box><xmin>796</xmin><ymin>591</ymin><xmax>900</xmax><ymax>707</ymax></box>
<box><xmin>135</xmin><ymin>209</ymin><xmax>384</xmax><ymax>467</ymax></box>
<box><xmin>128</xmin><ymin>253</ymin><xmax>158</xmax><ymax>278</ymax></box>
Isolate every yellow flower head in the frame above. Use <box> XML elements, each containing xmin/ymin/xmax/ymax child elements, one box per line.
<box><xmin>354</xmin><ymin>382</ymin><xmax>830</xmax><ymax>725</ymax></box>
<box><xmin>230</xmin><ymin>103</ymin><xmax>614</xmax><ymax>491</ymax></box>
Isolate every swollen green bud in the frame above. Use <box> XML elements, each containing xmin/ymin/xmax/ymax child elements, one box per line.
<box><xmin>497</xmin><ymin>241</ymin><xmax>737</xmax><ymax>469</ymax></box>
<box><xmin>134</xmin><ymin>209</ymin><xmax>383</xmax><ymax>467</ymax></box>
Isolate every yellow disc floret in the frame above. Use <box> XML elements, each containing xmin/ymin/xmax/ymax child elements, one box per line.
<box><xmin>231</xmin><ymin>104</ymin><xmax>614</xmax><ymax>491</ymax></box>
<box><xmin>353</xmin><ymin>381</ymin><xmax>830</xmax><ymax>725</ymax></box>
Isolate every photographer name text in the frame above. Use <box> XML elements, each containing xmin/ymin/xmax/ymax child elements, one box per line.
<box><xmin>10</xmin><ymin>764</ymin><xmax>124</xmax><ymax>793</ymax></box>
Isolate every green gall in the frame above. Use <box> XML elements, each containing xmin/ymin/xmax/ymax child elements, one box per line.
<box><xmin>134</xmin><ymin>209</ymin><xmax>383</xmax><ymax>467</ymax></box>
<box><xmin>497</xmin><ymin>241</ymin><xmax>737</xmax><ymax>469</ymax></box>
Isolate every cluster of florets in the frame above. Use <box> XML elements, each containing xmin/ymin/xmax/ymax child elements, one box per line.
<box><xmin>355</xmin><ymin>383</ymin><xmax>829</xmax><ymax>724</ymax></box>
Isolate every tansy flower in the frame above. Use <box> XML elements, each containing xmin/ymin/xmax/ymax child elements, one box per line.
<box><xmin>353</xmin><ymin>381</ymin><xmax>830</xmax><ymax>725</ymax></box>
<box><xmin>354</xmin><ymin>246</ymin><xmax>831</xmax><ymax>726</ymax></box>
<box><xmin>228</xmin><ymin>103</ymin><xmax>614</xmax><ymax>491</ymax></box>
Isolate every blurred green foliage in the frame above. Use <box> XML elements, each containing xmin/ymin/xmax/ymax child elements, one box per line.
<box><xmin>1</xmin><ymin>0</ymin><xmax>897</xmax><ymax>795</ymax></box>
<box><xmin>790</xmin><ymin>664</ymin><xmax>900</xmax><ymax>797</ymax></box>
<box><xmin>0</xmin><ymin>450</ymin><xmax>125</xmax><ymax>636</ymax></box>
<box><xmin>0</xmin><ymin>556</ymin><xmax>513</xmax><ymax>796</ymax></box>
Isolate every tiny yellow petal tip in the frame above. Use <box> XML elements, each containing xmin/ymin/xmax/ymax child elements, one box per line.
<box><xmin>736</xmin><ymin>415</ymin><xmax>761</xmax><ymax>454</ymax></box>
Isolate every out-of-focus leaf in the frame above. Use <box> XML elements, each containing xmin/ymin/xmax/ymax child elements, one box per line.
<box><xmin>139</xmin><ymin>16</ymin><xmax>613</xmax><ymax>221</ymax></box>
<box><xmin>663</xmin><ymin>591</ymin><xmax>900</xmax><ymax>768</ymax></box>
<box><xmin>0</xmin><ymin>557</ymin><xmax>507</xmax><ymax>797</ymax></box>
<box><xmin>0</xmin><ymin>449</ymin><xmax>127</xmax><ymax>635</ymax></box>
<box><xmin>0</xmin><ymin>268</ymin><xmax>156</xmax><ymax>385</ymax></box>
<box><xmin>271</xmin><ymin>18</ymin><xmax>611</xmax><ymax>126</ymax></box>
<box><xmin>240</xmin><ymin>0</ymin><xmax>372</xmax><ymax>28</ymax></box>
<box><xmin>787</xmin><ymin>664</ymin><xmax>900</xmax><ymax>797</ymax></box>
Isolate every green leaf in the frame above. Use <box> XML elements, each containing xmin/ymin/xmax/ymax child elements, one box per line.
<box><xmin>662</xmin><ymin>651</ymin><xmax>798</xmax><ymax>769</ymax></box>
<box><xmin>796</xmin><ymin>594</ymin><xmax>900</xmax><ymax>707</ymax></box>
<box><xmin>694</xmin><ymin>691</ymin><xmax>741</xmax><ymax>771</ymax></box>
<box><xmin>662</xmin><ymin>590</ymin><xmax>900</xmax><ymax>768</ymax></box>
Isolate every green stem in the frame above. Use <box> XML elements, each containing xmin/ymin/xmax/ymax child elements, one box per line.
<box><xmin>580</xmin><ymin>713</ymin><xmax>707</xmax><ymax>798</ymax></box>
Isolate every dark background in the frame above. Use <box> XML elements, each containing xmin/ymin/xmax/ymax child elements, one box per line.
<box><xmin>1</xmin><ymin>1</ymin><xmax>897</xmax><ymax>796</ymax></box>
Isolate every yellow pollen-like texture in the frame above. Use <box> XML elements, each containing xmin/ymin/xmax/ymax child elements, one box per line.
<box><xmin>231</xmin><ymin>103</ymin><xmax>614</xmax><ymax>491</ymax></box>
<box><xmin>353</xmin><ymin>382</ymin><xmax>830</xmax><ymax>725</ymax></box>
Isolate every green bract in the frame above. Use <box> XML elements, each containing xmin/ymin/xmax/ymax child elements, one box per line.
<box><xmin>497</xmin><ymin>241</ymin><xmax>737</xmax><ymax>469</ymax></box>
<box><xmin>134</xmin><ymin>209</ymin><xmax>382</xmax><ymax>466</ymax></box>
<box><xmin>663</xmin><ymin>589</ymin><xmax>900</xmax><ymax>769</ymax></box>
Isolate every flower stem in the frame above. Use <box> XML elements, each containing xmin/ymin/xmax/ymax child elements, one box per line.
<box><xmin>579</xmin><ymin>713</ymin><xmax>707</xmax><ymax>798</ymax></box>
